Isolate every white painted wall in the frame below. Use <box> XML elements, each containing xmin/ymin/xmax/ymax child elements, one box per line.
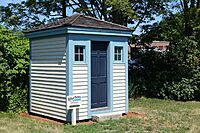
<box><xmin>113</xmin><ymin>64</ymin><xmax>126</xmax><ymax>113</ymax></box>
<box><xmin>72</xmin><ymin>64</ymin><xmax>89</xmax><ymax>120</ymax></box>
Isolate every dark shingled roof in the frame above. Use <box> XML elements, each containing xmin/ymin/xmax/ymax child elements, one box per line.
<box><xmin>24</xmin><ymin>13</ymin><xmax>131</xmax><ymax>33</ymax></box>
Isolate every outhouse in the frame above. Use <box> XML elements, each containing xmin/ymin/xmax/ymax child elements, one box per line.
<box><xmin>24</xmin><ymin>13</ymin><xmax>132</xmax><ymax>122</ymax></box>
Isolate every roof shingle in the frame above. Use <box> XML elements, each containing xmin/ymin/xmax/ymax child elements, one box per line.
<box><xmin>24</xmin><ymin>13</ymin><xmax>131</xmax><ymax>33</ymax></box>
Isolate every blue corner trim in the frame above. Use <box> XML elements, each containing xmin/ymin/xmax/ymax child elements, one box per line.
<box><xmin>66</xmin><ymin>35</ymin><xmax>69</xmax><ymax>121</ymax></box>
<box><xmin>109</xmin><ymin>42</ymin><xmax>114</xmax><ymax>112</ymax></box>
<box><xmin>87</xmin><ymin>41</ymin><xmax>92</xmax><ymax>118</ymax></box>
<box><xmin>66</xmin><ymin>34</ymin><xmax>73</xmax><ymax>121</ymax></box>
<box><xmin>125</xmin><ymin>41</ymin><xmax>129</xmax><ymax>112</ymax></box>
<box><xmin>68</xmin><ymin>39</ymin><xmax>73</xmax><ymax>96</ymax></box>
<box><xmin>29</xmin><ymin>41</ymin><xmax>32</xmax><ymax>113</ymax></box>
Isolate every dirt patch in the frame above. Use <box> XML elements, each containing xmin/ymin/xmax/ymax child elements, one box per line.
<box><xmin>19</xmin><ymin>112</ymin><xmax>64</xmax><ymax>125</ymax></box>
<box><xmin>19</xmin><ymin>112</ymin><xmax>145</xmax><ymax>125</ymax></box>
<box><xmin>19</xmin><ymin>112</ymin><xmax>94</xmax><ymax>125</ymax></box>
<box><xmin>123</xmin><ymin>111</ymin><xmax>146</xmax><ymax>119</ymax></box>
<box><xmin>78</xmin><ymin>120</ymin><xmax>94</xmax><ymax>125</ymax></box>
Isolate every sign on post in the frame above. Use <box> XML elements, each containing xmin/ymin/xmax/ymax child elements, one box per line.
<box><xmin>67</xmin><ymin>95</ymin><xmax>82</xmax><ymax>125</ymax></box>
<box><xmin>67</xmin><ymin>95</ymin><xmax>82</xmax><ymax>109</ymax></box>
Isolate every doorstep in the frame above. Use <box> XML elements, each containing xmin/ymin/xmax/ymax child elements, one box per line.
<box><xmin>92</xmin><ymin>112</ymin><xmax>122</xmax><ymax>122</ymax></box>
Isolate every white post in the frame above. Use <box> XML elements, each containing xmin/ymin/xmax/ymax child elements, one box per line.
<box><xmin>71</xmin><ymin>108</ymin><xmax>77</xmax><ymax>125</ymax></box>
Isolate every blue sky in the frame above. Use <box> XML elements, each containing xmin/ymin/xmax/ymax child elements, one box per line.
<box><xmin>0</xmin><ymin>0</ymin><xmax>21</xmax><ymax>5</ymax></box>
<box><xmin>0</xmin><ymin>0</ymin><xmax>163</xmax><ymax>35</ymax></box>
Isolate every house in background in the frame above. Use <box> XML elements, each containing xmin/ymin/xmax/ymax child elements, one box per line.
<box><xmin>150</xmin><ymin>41</ymin><xmax>170</xmax><ymax>52</ymax></box>
<box><xmin>24</xmin><ymin>13</ymin><xmax>132</xmax><ymax>122</ymax></box>
<box><xmin>129</xmin><ymin>41</ymin><xmax>170</xmax><ymax>59</ymax></box>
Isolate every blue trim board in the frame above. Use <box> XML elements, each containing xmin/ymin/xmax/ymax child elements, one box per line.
<box><xmin>109</xmin><ymin>42</ymin><xmax>114</xmax><ymax>112</ymax></box>
<box><xmin>29</xmin><ymin>41</ymin><xmax>32</xmax><ymax>113</ymax></box>
<box><xmin>125</xmin><ymin>41</ymin><xmax>129</xmax><ymax>113</ymax></box>
<box><xmin>87</xmin><ymin>41</ymin><xmax>92</xmax><ymax>118</ymax></box>
<box><xmin>66</xmin><ymin>34</ymin><xmax>73</xmax><ymax>96</ymax></box>
<box><xmin>66</xmin><ymin>35</ymin><xmax>73</xmax><ymax>121</ymax></box>
<box><xmin>25</xmin><ymin>26</ymin><xmax>132</xmax><ymax>39</ymax></box>
<box><xmin>68</xmin><ymin>27</ymin><xmax>132</xmax><ymax>37</ymax></box>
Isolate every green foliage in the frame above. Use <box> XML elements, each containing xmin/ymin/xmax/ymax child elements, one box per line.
<box><xmin>129</xmin><ymin>37</ymin><xmax>200</xmax><ymax>101</ymax></box>
<box><xmin>0</xmin><ymin>0</ymin><xmax>171</xmax><ymax>30</ymax></box>
<box><xmin>129</xmin><ymin>1</ymin><xmax>200</xmax><ymax>101</ymax></box>
<box><xmin>106</xmin><ymin>0</ymin><xmax>134</xmax><ymax>25</ymax></box>
<box><xmin>163</xmin><ymin>77</ymin><xmax>198</xmax><ymax>101</ymax></box>
<box><xmin>0</xmin><ymin>26</ymin><xmax>29</xmax><ymax>112</ymax></box>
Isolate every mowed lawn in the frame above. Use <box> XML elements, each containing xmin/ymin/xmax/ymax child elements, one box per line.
<box><xmin>1</xmin><ymin>98</ymin><xmax>200</xmax><ymax>133</ymax></box>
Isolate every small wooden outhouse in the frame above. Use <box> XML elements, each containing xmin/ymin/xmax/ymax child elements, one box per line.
<box><xmin>25</xmin><ymin>13</ymin><xmax>132</xmax><ymax>121</ymax></box>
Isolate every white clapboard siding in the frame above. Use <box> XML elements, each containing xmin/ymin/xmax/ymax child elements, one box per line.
<box><xmin>32</xmin><ymin>97</ymin><xmax>66</xmax><ymax>106</ymax></box>
<box><xmin>32</xmin><ymin>93</ymin><xmax>66</xmax><ymax>102</ymax></box>
<box><xmin>113</xmin><ymin>64</ymin><xmax>126</xmax><ymax>113</ymax></box>
<box><xmin>72</xmin><ymin>64</ymin><xmax>89</xmax><ymax>120</ymax></box>
<box><xmin>32</xmin><ymin>63</ymin><xmax>66</xmax><ymax>67</ymax></box>
<box><xmin>32</xmin><ymin>84</ymin><xmax>66</xmax><ymax>90</ymax></box>
<box><xmin>31</xmin><ymin>36</ymin><xmax>67</xmax><ymax>121</ymax></box>
<box><xmin>32</xmin><ymin>60</ymin><xmax>66</xmax><ymax>64</ymax></box>
<box><xmin>32</xmin><ymin>87</ymin><xmax>66</xmax><ymax>94</ymax></box>
<box><xmin>31</xmin><ymin>80</ymin><xmax>66</xmax><ymax>87</ymax></box>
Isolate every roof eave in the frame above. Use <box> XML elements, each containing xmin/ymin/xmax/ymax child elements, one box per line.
<box><xmin>25</xmin><ymin>26</ymin><xmax>132</xmax><ymax>39</ymax></box>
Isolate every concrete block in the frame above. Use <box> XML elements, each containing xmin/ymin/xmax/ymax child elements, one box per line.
<box><xmin>92</xmin><ymin>112</ymin><xmax>122</xmax><ymax>122</ymax></box>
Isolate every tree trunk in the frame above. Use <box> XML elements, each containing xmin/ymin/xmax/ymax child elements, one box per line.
<box><xmin>61</xmin><ymin>0</ymin><xmax>66</xmax><ymax>17</ymax></box>
<box><xmin>102</xmin><ymin>0</ymin><xmax>108</xmax><ymax>21</ymax></box>
<box><xmin>183</xmin><ymin>0</ymin><xmax>192</xmax><ymax>36</ymax></box>
<box><xmin>197</xmin><ymin>0</ymin><xmax>200</xmax><ymax>8</ymax></box>
<box><xmin>190</xmin><ymin>0</ymin><xmax>195</xmax><ymax>8</ymax></box>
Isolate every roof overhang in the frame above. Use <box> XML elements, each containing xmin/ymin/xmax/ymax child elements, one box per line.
<box><xmin>25</xmin><ymin>26</ymin><xmax>132</xmax><ymax>39</ymax></box>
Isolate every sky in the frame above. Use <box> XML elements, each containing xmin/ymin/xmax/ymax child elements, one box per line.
<box><xmin>0</xmin><ymin>0</ymin><xmax>163</xmax><ymax>35</ymax></box>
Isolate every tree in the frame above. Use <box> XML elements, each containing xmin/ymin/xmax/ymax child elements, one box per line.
<box><xmin>70</xmin><ymin>0</ymin><xmax>171</xmax><ymax>27</ymax></box>
<box><xmin>141</xmin><ymin>0</ymin><xmax>200</xmax><ymax>39</ymax></box>
<box><xmin>0</xmin><ymin>26</ymin><xmax>29</xmax><ymax>112</ymax></box>
<box><xmin>0</xmin><ymin>0</ymin><xmax>171</xmax><ymax>31</ymax></box>
<box><xmin>179</xmin><ymin>0</ymin><xmax>200</xmax><ymax>36</ymax></box>
<box><xmin>0</xmin><ymin>0</ymin><xmax>69</xmax><ymax>30</ymax></box>
<box><xmin>0</xmin><ymin>1</ymin><xmax>45</xmax><ymax>30</ymax></box>
<box><xmin>128</xmin><ymin>0</ymin><xmax>200</xmax><ymax>100</ymax></box>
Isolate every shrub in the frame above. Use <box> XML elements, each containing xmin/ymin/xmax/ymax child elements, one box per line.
<box><xmin>129</xmin><ymin>37</ymin><xmax>200</xmax><ymax>101</ymax></box>
<box><xmin>0</xmin><ymin>26</ymin><xmax>29</xmax><ymax>112</ymax></box>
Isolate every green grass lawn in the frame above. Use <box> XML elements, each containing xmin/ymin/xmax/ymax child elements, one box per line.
<box><xmin>1</xmin><ymin>98</ymin><xmax>200</xmax><ymax>133</ymax></box>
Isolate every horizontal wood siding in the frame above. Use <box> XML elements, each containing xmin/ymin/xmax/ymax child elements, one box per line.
<box><xmin>113</xmin><ymin>64</ymin><xmax>126</xmax><ymax>113</ymax></box>
<box><xmin>72</xmin><ymin>64</ymin><xmax>88</xmax><ymax>120</ymax></box>
<box><xmin>31</xmin><ymin>36</ymin><xmax>67</xmax><ymax>121</ymax></box>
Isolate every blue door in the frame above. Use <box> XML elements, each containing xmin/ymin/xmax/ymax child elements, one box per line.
<box><xmin>91</xmin><ymin>41</ymin><xmax>108</xmax><ymax>109</ymax></box>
